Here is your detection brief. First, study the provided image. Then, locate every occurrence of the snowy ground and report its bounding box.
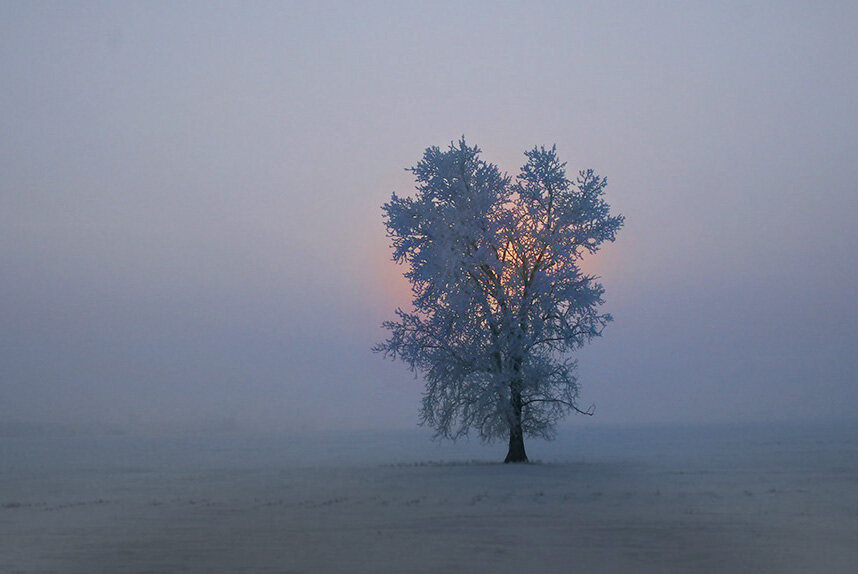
[2,421,857,573]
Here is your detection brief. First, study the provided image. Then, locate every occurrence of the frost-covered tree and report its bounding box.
[375,139,623,462]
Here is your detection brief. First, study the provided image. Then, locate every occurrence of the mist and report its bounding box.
[2,2,856,433]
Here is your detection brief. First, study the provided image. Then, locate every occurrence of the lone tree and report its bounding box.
[375,139,623,463]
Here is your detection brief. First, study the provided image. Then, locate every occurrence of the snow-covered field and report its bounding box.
[2,421,857,573]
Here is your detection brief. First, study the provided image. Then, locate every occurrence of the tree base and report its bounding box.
[504,435,528,463]
[504,454,529,463]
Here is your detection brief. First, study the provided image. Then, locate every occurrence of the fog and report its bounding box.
[2,2,856,433]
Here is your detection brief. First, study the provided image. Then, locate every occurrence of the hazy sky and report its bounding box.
[2,1,856,432]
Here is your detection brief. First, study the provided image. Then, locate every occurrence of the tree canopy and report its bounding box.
[375,138,623,462]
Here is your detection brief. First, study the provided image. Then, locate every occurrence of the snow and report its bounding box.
[378,140,624,447]
[2,421,857,573]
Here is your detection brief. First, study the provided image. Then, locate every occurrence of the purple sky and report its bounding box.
[2,2,856,432]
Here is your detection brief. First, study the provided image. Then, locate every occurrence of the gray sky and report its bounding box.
[2,1,856,432]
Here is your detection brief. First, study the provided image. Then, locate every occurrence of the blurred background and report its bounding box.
[2,1,856,433]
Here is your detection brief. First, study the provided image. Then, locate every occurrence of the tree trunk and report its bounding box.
[504,425,527,463]
[504,385,528,463]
